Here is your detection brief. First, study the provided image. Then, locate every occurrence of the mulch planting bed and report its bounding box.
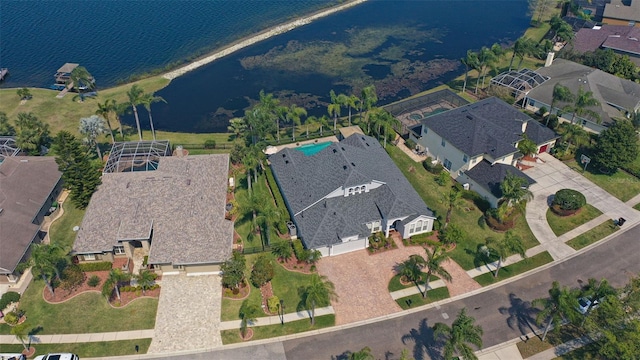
[260,282,276,315]
[110,287,161,308]
[278,255,314,274]
[223,280,250,300]
[550,204,581,217]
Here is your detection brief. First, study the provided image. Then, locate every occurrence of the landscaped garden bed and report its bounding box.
[367,232,397,254]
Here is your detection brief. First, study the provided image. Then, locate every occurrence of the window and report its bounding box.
[409,223,415,234]
[441,139,446,147]
[416,220,423,231]
[361,186,366,191]
[372,220,381,232]
[84,253,96,261]
[443,159,452,170]
[463,154,468,163]
[422,220,430,232]
[114,246,126,255]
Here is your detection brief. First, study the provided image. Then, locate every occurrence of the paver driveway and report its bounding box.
[317,235,479,325]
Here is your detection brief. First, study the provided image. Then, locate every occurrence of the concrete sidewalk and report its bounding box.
[0,329,155,345]
[219,306,334,330]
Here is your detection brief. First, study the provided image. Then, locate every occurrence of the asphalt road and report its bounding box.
[149,223,640,360]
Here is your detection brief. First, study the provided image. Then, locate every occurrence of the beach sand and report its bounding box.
[163,0,367,80]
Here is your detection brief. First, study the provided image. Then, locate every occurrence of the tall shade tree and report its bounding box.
[239,299,259,339]
[16,87,32,101]
[328,90,342,131]
[303,274,338,325]
[566,86,600,125]
[79,115,108,159]
[593,119,639,171]
[360,85,378,133]
[423,246,452,298]
[485,231,526,278]
[95,99,117,143]
[532,281,580,341]
[15,112,51,155]
[140,92,166,141]
[433,308,484,360]
[68,66,95,102]
[227,118,248,142]
[126,84,146,140]
[221,252,247,291]
[396,254,427,296]
[0,112,16,136]
[461,50,479,93]
[286,104,307,142]
[547,84,574,126]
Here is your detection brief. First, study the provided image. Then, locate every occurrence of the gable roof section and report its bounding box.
[0,157,61,274]
[603,0,640,22]
[527,59,640,125]
[572,25,640,56]
[464,160,535,198]
[270,135,434,249]
[73,155,233,266]
[421,97,556,159]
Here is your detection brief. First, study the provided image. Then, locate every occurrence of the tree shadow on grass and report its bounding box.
[400,317,443,360]
[498,293,540,339]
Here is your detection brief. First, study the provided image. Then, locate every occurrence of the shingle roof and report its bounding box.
[603,0,640,22]
[572,25,640,56]
[422,97,557,159]
[464,160,535,198]
[73,155,233,266]
[0,157,61,274]
[527,59,640,125]
[270,135,434,249]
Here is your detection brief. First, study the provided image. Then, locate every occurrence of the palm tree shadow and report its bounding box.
[400,318,443,360]
[498,293,540,338]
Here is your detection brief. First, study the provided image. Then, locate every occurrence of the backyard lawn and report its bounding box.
[386,145,539,270]
[545,205,602,237]
[473,252,554,286]
[0,339,151,358]
[0,279,157,335]
[221,314,335,344]
[566,220,618,250]
[564,159,640,202]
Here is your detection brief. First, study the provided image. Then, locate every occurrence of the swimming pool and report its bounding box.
[294,141,333,156]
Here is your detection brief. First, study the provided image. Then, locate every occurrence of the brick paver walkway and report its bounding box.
[441,258,482,297]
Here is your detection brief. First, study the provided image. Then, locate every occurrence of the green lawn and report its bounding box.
[473,252,554,286]
[635,202,640,211]
[49,200,86,252]
[564,160,640,202]
[386,145,539,270]
[546,205,602,237]
[566,220,619,250]
[0,339,151,358]
[395,287,449,310]
[0,279,157,335]
[221,314,335,344]
[388,273,439,292]
[221,253,320,321]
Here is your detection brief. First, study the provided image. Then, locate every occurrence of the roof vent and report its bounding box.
[366,143,369,146]
[341,147,345,151]
[466,115,473,120]
[333,149,337,153]
[285,160,289,164]
[343,165,347,170]
[351,162,356,167]
[282,153,286,158]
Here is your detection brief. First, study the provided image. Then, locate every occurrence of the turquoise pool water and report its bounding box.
[295,141,333,156]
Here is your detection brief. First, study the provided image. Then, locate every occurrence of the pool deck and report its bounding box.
[271,135,340,153]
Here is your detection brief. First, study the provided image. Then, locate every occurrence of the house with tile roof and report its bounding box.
[269,134,436,257]
[409,97,556,207]
[524,58,640,133]
[72,154,233,275]
[0,156,62,284]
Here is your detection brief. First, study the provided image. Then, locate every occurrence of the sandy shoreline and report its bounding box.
[162,0,367,80]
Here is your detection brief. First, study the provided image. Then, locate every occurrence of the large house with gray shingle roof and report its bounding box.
[72,154,233,275]
[269,134,435,257]
[409,97,557,207]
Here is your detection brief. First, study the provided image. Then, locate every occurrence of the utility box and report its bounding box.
[287,221,297,239]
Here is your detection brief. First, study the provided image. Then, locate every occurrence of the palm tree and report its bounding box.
[550,15,573,43]
[102,269,131,301]
[239,299,259,339]
[245,192,267,243]
[423,246,452,298]
[566,87,601,125]
[79,115,108,159]
[328,90,341,131]
[68,66,95,102]
[271,241,293,262]
[533,281,580,341]
[444,186,462,229]
[95,99,117,143]
[126,84,145,140]
[136,269,156,294]
[509,37,527,71]
[227,118,247,142]
[461,50,479,93]
[360,86,378,133]
[140,92,166,141]
[286,104,307,142]
[345,94,360,126]
[275,106,288,142]
[242,151,258,192]
[257,202,280,249]
[486,231,526,278]
[557,123,590,153]
[396,255,427,296]
[11,323,31,353]
[500,172,533,210]
[433,308,484,360]
[516,38,538,70]
[475,46,497,93]
[30,243,61,296]
[348,347,375,360]
[303,274,338,325]
[547,84,574,126]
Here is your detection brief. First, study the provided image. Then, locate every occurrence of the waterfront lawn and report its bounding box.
[395,287,449,310]
[564,159,640,202]
[0,279,157,335]
[566,220,618,250]
[473,252,554,286]
[49,200,86,252]
[386,145,539,270]
[545,205,602,237]
[0,339,151,358]
[221,314,335,344]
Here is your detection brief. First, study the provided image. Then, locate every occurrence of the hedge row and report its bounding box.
[292,239,306,261]
[264,167,291,223]
[78,261,112,272]
[0,291,20,310]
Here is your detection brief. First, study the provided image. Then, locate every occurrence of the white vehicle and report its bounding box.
[576,297,600,315]
[34,354,79,360]
[0,354,26,360]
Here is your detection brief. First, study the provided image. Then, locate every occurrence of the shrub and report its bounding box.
[142,256,148,267]
[0,291,20,310]
[461,190,491,213]
[423,157,444,174]
[435,171,450,186]
[204,139,217,149]
[78,262,112,271]
[267,296,280,314]
[4,311,20,325]
[438,224,464,245]
[87,275,101,287]
[250,255,274,287]
[277,221,288,235]
[61,264,86,291]
[546,114,559,130]
[404,138,417,150]
[292,239,306,261]
[552,189,586,211]
[264,167,291,223]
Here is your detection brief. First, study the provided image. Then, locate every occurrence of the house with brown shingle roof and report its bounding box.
[72,154,233,275]
[603,0,640,27]
[0,156,62,284]
[570,25,640,65]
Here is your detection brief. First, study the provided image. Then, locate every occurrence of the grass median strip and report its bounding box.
[566,220,618,250]
[545,205,602,237]
[395,287,449,310]
[0,339,151,357]
[474,252,554,286]
[221,314,335,344]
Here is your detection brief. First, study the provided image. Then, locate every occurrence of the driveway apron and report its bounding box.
[147,274,222,353]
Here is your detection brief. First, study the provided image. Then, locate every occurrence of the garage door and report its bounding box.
[331,238,367,256]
